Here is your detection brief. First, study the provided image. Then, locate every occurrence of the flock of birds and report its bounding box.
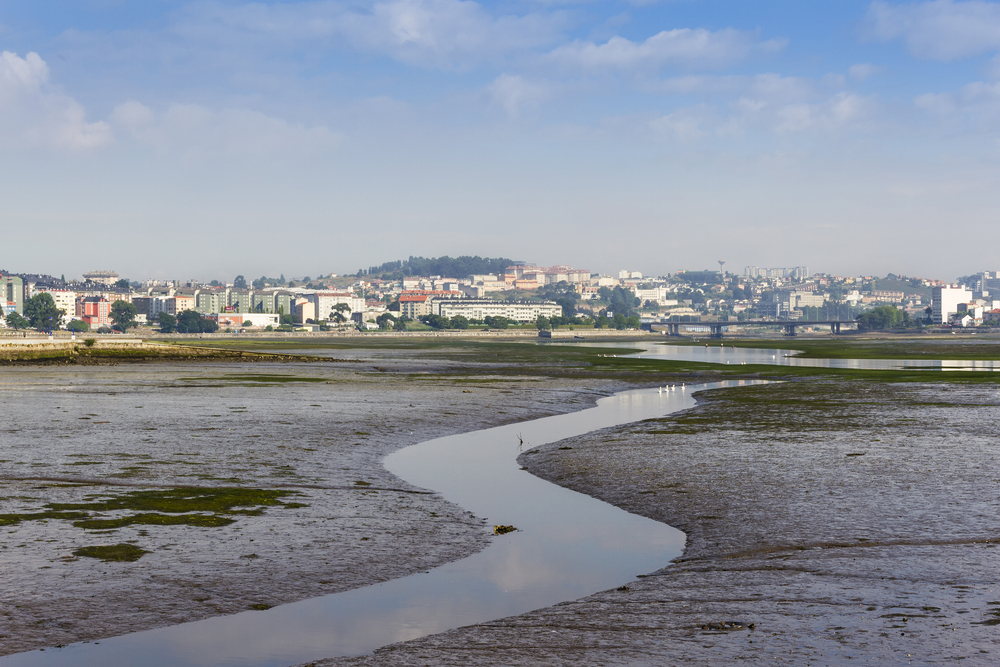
[658,384,685,393]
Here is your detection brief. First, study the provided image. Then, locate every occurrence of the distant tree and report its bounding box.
[114,278,130,289]
[66,319,90,332]
[450,315,470,329]
[483,315,509,329]
[393,316,408,331]
[177,309,219,333]
[156,312,177,333]
[375,313,396,330]
[233,275,248,289]
[421,314,450,329]
[536,315,551,331]
[4,312,29,330]
[612,313,627,330]
[23,293,65,330]
[365,255,513,280]
[109,301,138,332]
[857,305,908,331]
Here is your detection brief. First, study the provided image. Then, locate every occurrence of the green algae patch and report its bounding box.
[0,510,90,527]
[73,544,148,562]
[74,513,236,530]
[1,487,309,532]
[49,487,300,515]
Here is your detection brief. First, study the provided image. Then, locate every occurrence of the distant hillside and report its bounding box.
[361,256,514,279]
[871,277,931,298]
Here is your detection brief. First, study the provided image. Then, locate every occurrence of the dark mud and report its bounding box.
[0,359,627,656]
[318,380,1000,666]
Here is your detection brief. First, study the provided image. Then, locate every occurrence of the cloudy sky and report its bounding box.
[1,0,998,282]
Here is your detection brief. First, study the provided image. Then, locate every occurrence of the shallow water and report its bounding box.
[1,381,760,667]
[612,340,1000,371]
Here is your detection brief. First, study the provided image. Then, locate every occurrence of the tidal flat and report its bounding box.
[6,336,1000,665]
[325,378,1000,665]
[0,348,638,656]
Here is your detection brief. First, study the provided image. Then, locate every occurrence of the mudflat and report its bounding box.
[323,379,1000,666]
[0,356,624,656]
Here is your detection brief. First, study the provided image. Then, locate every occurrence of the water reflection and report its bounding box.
[3,383,758,667]
[604,341,1000,371]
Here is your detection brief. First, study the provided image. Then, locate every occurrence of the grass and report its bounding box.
[0,487,308,531]
[659,336,1000,360]
[166,336,1000,385]
[178,374,328,384]
[73,544,148,562]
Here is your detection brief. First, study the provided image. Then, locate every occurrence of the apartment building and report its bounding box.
[932,285,973,324]
[435,299,562,322]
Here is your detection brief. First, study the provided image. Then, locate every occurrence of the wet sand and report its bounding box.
[0,359,625,656]
[321,380,1000,666]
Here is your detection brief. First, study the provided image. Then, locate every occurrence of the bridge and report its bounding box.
[654,320,856,338]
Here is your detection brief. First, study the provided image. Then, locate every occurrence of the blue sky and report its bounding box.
[2,1,999,281]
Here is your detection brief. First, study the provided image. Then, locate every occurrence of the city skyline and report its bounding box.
[2,1,1000,280]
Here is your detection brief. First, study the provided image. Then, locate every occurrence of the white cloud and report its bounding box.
[865,0,1000,60]
[650,73,814,100]
[849,63,882,81]
[0,50,112,149]
[647,84,877,142]
[547,28,785,72]
[487,74,549,117]
[111,100,342,158]
[915,78,1000,122]
[179,0,567,71]
[649,104,715,140]
[776,93,873,133]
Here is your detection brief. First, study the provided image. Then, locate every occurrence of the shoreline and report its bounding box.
[319,378,1000,666]
[0,359,632,657]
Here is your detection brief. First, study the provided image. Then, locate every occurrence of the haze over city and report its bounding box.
[2,0,999,281]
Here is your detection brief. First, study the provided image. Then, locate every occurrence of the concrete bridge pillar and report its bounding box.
[784,324,797,336]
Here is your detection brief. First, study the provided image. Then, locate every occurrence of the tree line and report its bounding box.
[359,255,513,279]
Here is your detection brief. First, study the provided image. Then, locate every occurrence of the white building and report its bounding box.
[308,292,366,320]
[32,288,76,325]
[632,286,676,306]
[932,285,973,324]
[435,299,562,322]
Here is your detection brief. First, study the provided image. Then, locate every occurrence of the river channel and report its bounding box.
[7,337,986,666]
[2,377,764,667]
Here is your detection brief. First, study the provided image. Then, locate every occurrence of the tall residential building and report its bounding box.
[932,285,973,324]
[2,275,23,315]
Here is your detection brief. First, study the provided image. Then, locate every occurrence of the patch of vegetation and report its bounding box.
[662,337,1000,361]
[2,487,307,532]
[0,510,90,527]
[180,374,329,384]
[73,543,148,562]
[73,513,236,530]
